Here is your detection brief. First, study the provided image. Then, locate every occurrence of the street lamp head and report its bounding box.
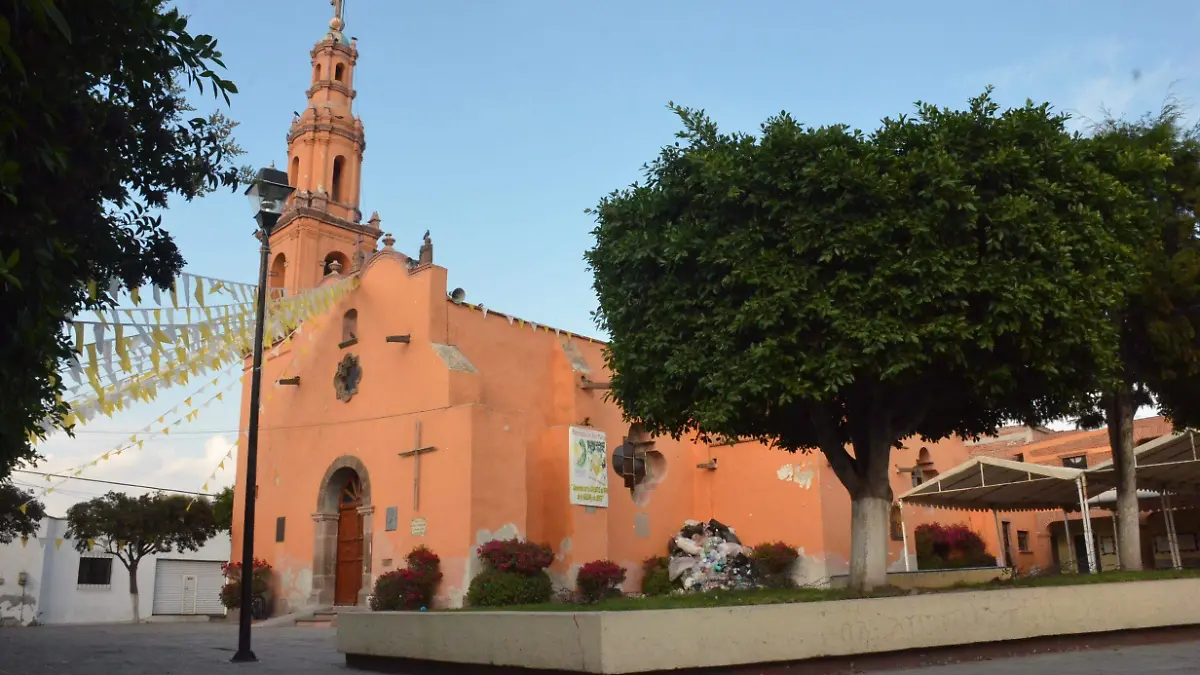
[244,166,295,231]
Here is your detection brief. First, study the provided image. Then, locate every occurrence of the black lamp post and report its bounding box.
[232,167,294,663]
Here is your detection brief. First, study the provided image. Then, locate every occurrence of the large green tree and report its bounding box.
[0,0,248,479]
[0,481,46,543]
[586,90,1145,590]
[66,491,216,623]
[1070,106,1200,571]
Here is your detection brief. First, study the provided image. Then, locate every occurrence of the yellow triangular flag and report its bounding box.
[86,539,95,551]
[54,538,63,550]
[18,503,27,514]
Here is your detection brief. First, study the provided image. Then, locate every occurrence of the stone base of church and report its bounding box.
[337,578,1200,673]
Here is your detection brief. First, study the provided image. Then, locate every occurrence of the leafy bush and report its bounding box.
[914,524,997,569]
[477,538,554,575]
[369,546,443,611]
[405,545,443,586]
[219,558,271,609]
[749,542,799,589]
[466,569,553,607]
[750,542,799,575]
[640,556,674,596]
[576,560,626,603]
[369,570,429,611]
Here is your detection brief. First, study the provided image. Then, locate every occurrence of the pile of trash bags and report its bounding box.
[666,519,757,592]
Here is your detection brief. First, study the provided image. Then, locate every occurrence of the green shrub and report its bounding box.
[467,569,552,607]
[749,542,798,588]
[914,524,997,569]
[576,560,626,603]
[641,567,674,596]
[639,556,676,596]
[369,546,443,611]
[219,558,271,609]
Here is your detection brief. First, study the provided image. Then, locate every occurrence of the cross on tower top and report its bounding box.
[329,0,347,34]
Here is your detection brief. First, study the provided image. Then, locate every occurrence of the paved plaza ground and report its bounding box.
[0,622,1197,674]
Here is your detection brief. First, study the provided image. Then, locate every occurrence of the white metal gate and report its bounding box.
[152,559,225,616]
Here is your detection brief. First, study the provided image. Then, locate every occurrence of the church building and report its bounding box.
[231,5,1023,612]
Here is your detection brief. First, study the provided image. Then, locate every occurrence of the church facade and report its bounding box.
[230,7,1024,612]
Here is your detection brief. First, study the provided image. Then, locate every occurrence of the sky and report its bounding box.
[21,0,1200,516]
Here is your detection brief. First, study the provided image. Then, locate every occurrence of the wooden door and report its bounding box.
[334,476,364,605]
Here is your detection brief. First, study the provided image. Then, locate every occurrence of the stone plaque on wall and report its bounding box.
[385,506,398,532]
[411,517,427,536]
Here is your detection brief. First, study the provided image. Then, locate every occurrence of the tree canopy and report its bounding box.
[1066,105,1200,570]
[66,491,217,622]
[0,0,249,479]
[0,481,46,544]
[586,89,1148,589]
[213,485,234,533]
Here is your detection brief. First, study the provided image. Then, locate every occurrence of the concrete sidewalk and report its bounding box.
[0,622,1196,674]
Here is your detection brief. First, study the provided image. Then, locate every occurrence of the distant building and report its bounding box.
[0,516,229,626]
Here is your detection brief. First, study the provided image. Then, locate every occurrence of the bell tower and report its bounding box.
[269,0,381,293]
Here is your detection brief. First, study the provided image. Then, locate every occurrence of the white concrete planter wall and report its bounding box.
[338,578,1200,674]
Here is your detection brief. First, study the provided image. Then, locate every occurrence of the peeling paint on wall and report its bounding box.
[788,549,832,589]
[431,343,478,373]
[559,341,591,374]
[276,561,314,614]
[777,463,815,489]
[457,524,524,608]
[0,594,35,608]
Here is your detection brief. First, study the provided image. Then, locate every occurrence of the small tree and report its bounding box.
[586,90,1143,591]
[0,481,46,544]
[213,486,234,533]
[66,491,217,623]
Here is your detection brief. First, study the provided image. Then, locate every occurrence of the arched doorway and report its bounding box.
[310,457,373,608]
[334,473,364,605]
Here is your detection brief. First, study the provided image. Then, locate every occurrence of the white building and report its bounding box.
[0,516,230,625]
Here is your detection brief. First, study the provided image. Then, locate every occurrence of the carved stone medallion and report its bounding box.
[334,353,362,402]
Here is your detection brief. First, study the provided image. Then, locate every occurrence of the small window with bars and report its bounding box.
[77,556,113,588]
[1017,531,1030,552]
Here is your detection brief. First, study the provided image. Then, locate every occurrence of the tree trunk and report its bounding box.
[848,486,891,592]
[1106,388,1142,571]
[128,564,141,624]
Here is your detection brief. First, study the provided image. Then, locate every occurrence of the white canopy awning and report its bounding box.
[898,455,1106,512]
[1088,430,1200,493]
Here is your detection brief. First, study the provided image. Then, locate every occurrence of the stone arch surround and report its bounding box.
[309,455,374,607]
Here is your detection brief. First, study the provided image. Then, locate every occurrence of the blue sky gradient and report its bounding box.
[25,0,1200,515]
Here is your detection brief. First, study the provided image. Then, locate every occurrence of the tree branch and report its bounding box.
[810,403,859,492]
[894,392,930,439]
